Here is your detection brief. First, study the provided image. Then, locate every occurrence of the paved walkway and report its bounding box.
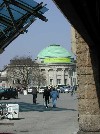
[0,93,79,134]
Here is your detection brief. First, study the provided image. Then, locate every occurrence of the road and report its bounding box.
[0,92,79,134]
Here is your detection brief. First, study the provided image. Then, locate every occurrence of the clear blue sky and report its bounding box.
[0,0,74,69]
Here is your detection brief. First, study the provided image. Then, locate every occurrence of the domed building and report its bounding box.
[0,44,77,88]
[36,44,77,86]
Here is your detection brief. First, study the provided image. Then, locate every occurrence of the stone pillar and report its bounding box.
[68,68,71,85]
[61,68,65,85]
[53,68,57,86]
[76,31,100,133]
[45,68,49,86]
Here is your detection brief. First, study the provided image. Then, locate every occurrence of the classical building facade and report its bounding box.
[36,44,77,87]
[38,63,76,87]
[0,44,77,88]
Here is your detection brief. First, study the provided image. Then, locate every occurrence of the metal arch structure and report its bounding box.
[0,0,48,53]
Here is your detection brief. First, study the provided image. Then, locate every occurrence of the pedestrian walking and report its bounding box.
[70,86,74,96]
[50,87,59,108]
[43,86,50,108]
[32,87,37,104]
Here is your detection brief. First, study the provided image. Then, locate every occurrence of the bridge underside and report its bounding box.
[53,0,100,48]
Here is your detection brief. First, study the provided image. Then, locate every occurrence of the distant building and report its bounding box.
[36,44,77,86]
[0,68,8,88]
[0,44,77,88]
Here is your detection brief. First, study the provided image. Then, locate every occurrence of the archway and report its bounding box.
[52,0,100,133]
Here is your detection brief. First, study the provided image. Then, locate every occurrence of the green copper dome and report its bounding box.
[37,44,71,58]
[37,44,73,64]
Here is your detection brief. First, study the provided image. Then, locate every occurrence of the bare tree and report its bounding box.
[7,56,46,89]
[32,67,46,88]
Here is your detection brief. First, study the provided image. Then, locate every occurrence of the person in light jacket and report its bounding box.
[50,87,59,108]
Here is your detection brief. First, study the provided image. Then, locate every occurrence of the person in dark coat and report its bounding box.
[43,86,50,108]
[32,87,37,104]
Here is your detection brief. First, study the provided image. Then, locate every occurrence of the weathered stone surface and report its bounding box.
[76,35,89,54]
[77,54,92,67]
[77,84,97,99]
[75,30,100,133]
[77,75,95,85]
[77,66,93,75]
[77,46,89,54]
[78,99,100,114]
[77,131,100,134]
[77,66,98,76]
[78,115,100,131]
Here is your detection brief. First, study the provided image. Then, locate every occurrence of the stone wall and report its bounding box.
[76,30,100,133]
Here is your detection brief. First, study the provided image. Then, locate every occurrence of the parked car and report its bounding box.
[56,85,65,93]
[56,85,71,93]
[27,87,33,94]
[60,87,66,93]
[38,87,47,94]
[63,86,71,93]
[56,87,61,93]
[68,86,74,93]
[0,88,18,100]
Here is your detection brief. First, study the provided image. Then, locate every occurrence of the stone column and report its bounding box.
[45,68,49,86]
[53,68,57,86]
[61,68,65,85]
[76,31,100,134]
[68,68,71,85]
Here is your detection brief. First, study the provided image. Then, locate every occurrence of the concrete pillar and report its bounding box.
[76,30,100,133]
